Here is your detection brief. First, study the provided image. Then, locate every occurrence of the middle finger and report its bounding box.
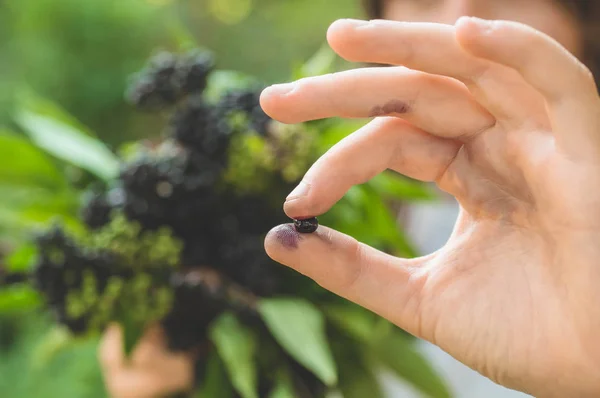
[326,19,548,125]
[261,66,494,138]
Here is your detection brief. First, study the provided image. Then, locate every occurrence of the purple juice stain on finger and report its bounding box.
[369,99,410,117]
[274,224,301,249]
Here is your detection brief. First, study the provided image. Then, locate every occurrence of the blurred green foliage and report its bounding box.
[0,0,360,146]
[0,312,106,398]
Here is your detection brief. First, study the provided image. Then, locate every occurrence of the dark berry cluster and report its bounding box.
[126,50,214,110]
[24,48,336,398]
[31,226,115,334]
[219,89,271,136]
[168,99,231,161]
[118,151,223,234]
[80,191,112,229]
[62,49,313,351]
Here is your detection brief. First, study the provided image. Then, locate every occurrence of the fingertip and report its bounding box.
[283,197,331,221]
[259,84,303,124]
[326,19,351,47]
[265,224,302,256]
[259,84,288,119]
[326,19,368,61]
[282,199,305,220]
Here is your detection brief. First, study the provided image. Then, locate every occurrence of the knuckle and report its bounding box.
[338,239,367,291]
[411,70,435,87]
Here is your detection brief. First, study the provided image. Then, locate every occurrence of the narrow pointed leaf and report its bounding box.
[15,109,119,181]
[338,362,384,398]
[0,133,68,190]
[16,89,97,137]
[209,313,258,398]
[268,371,296,398]
[258,298,337,386]
[295,43,336,79]
[372,333,452,398]
[196,349,234,398]
[322,303,378,342]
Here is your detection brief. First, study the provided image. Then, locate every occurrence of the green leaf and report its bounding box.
[209,313,258,398]
[372,333,452,398]
[31,327,73,369]
[362,187,418,257]
[369,172,436,201]
[317,120,366,153]
[0,184,77,214]
[205,70,259,103]
[322,303,378,342]
[330,332,384,398]
[294,43,337,80]
[15,109,119,181]
[258,298,337,386]
[268,371,296,398]
[338,360,384,398]
[0,285,41,314]
[16,88,97,137]
[120,315,144,359]
[196,349,234,398]
[0,207,84,238]
[0,133,68,190]
[6,242,38,272]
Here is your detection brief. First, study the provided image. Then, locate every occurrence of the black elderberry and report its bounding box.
[169,99,231,162]
[80,192,112,229]
[293,217,318,233]
[176,51,214,95]
[126,51,183,110]
[219,89,271,135]
[220,90,258,114]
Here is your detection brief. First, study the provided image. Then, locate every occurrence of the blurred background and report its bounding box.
[0,0,532,397]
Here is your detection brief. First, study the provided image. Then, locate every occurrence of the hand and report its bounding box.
[261,17,600,397]
[99,323,195,398]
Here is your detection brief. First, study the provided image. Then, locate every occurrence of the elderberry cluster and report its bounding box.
[34,48,320,351]
[31,215,180,336]
[31,225,116,333]
[126,50,214,110]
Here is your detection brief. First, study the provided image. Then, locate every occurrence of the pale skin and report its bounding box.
[99,323,196,398]
[261,16,600,398]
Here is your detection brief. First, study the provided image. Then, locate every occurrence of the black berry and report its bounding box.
[176,51,214,95]
[293,217,318,233]
[219,89,272,135]
[168,99,231,162]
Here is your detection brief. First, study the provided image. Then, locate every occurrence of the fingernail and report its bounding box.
[263,83,295,97]
[286,181,310,202]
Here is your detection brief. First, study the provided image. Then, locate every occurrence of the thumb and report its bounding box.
[264,223,430,337]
